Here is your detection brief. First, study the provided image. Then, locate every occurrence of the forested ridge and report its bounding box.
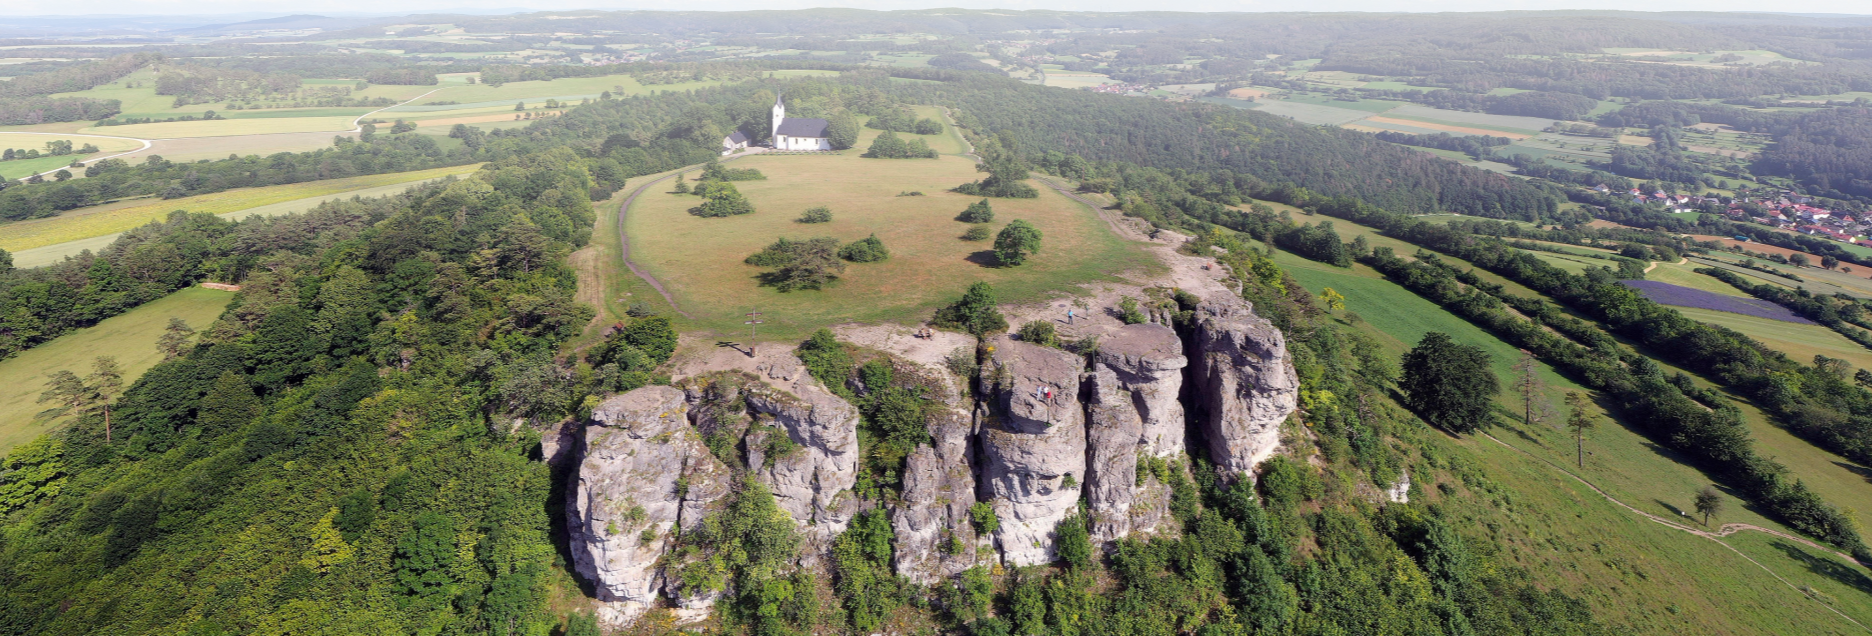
[885,72,1561,220]
[0,66,1636,635]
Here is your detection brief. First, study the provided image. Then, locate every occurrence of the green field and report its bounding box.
[0,163,483,253]
[1672,305,1872,373]
[1250,99,1375,125]
[0,286,235,454]
[79,116,358,139]
[624,127,1157,340]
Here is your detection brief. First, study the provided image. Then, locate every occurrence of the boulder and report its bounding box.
[977,336,1087,566]
[569,386,731,620]
[1189,297,1299,475]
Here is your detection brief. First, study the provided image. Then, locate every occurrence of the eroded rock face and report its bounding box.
[569,386,731,618]
[978,336,1087,566]
[1190,297,1299,475]
[742,376,861,556]
[892,405,981,584]
[1096,323,1188,456]
[1084,365,1143,544]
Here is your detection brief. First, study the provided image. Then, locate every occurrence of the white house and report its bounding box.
[771,95,831,151]
[721,130,749,154]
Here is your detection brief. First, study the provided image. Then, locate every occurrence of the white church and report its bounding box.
[723,94,831,152]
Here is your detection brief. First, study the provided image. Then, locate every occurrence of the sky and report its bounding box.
[11,0,1872,20]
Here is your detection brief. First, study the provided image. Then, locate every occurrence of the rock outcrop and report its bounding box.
[977,336,1087,566]
[892,405,981,583]
[742,376,861,558]
[1084,365,1145,543]
[1190,297,1299,476]
[569,386,732,620]
[1096,324,1189,458]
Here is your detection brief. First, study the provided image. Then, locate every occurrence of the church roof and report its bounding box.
[776,117,829,138]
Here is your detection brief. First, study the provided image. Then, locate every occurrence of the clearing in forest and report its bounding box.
[623,126,1156,339]
[0,286,235,454]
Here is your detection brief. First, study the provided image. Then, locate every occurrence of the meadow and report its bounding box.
[0,163,482,253]
[624,127,1156,339]
[77,116,359,139]
[0,286,234,454]
[1270,248,1872,632]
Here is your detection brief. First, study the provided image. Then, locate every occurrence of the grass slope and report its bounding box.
[0,286,234,454]
[1272,250,1872,632]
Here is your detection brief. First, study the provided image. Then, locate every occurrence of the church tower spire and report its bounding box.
[771,94,785,146]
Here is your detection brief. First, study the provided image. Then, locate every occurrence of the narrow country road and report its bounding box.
[606,152,763,320]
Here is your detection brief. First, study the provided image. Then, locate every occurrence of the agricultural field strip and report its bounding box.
[0,130,150,182]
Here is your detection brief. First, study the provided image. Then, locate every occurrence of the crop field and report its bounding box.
[1643,261,1754,297]
[0,286,235,454]
[1276,93,1401,113]
[0,163,482,253]
[1248,99,1374,125]
[1621,280,1814,323]
[1042,72,1117,88]
[624,128,1157,339]
[78,116,357,139]
[1673,305,1872,370]
[1384,103,1556,132]
[112,130,351,164]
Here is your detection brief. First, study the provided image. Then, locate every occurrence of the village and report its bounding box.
[1601,183,1871,247]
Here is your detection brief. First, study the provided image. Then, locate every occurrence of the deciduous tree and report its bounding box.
[1399,332,1498,433]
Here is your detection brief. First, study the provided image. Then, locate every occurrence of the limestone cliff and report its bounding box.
[1189,297,1300,475]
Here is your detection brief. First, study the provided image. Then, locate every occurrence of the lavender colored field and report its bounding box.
[1620,280,1815,324]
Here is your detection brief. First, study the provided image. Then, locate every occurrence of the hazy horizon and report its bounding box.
[6,3,1871,21]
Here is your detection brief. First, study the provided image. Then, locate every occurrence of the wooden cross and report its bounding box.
[744,309,764,356]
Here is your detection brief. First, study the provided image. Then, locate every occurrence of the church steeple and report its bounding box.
[771,94,786,145]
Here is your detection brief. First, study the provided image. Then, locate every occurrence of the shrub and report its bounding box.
[933,282,1009,336]
[838,235,890,263]
[993,219,1042,266]
[897,191,924,197]
[700,159,765,181]
[862,130,938,159]
[746,237,846,291]
[797,329,853,394]
[1118,297,1147,324]
[691,180,754,217]
[959,199,995,223]
[797,206,832,223]
[961,226,991,241]
[969,501,999,535]
[1017,321,1058,347]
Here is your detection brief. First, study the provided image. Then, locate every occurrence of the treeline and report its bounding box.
[0,53,156,98]
[0,151,610,633]
[0,97,121,125]
[882,69,1562,220]
[363,68,439,85]
[1360,88,1601,121]
[1304,198,1872,549]
[1372,131,1512,159]
[0,134,469,222]
[155,64,303,106]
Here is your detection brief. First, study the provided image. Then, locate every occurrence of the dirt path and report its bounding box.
[1482,431,1871,631]
[607,153,764,320]
[1643,256,1689,274]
